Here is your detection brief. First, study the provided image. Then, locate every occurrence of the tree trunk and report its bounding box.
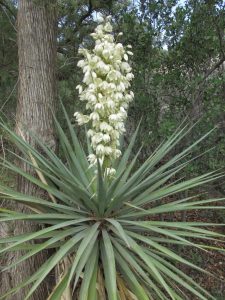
[0,1,57,299]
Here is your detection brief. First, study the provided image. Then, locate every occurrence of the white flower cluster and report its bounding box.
[74,16,134,174]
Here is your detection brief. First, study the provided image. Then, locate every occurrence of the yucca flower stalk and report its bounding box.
[74,16,134,175]
[0,18,225,300]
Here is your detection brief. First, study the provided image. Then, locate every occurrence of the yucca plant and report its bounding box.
[0,108,225,300]
[1,16,225,300]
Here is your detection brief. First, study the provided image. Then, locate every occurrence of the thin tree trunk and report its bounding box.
[0,1,57,299]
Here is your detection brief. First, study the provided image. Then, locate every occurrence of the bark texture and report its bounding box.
[0,1,57,299]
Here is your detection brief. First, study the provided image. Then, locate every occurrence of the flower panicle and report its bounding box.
[74,16,134,174]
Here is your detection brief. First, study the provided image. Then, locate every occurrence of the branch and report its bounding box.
[0,0,16,19]
[76,0,93,29]
[190,57,225,119]
[0,62,13,68]
[201,57,225,84]
[212,14,225,59]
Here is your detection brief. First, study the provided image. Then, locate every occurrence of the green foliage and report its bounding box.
[0,108,225,299]
[1,1,225,296]
[1,1,224,175]
[0,1,17,116]
[118,0,225,179]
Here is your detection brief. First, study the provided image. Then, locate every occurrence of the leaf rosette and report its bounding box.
[0,110,225,300]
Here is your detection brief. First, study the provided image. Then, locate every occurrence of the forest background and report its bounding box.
[0,0,225,298]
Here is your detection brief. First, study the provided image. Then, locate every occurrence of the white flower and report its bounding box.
[76,85,83,94]
[88,154,97,165]
[74,112,90,125]
[102,49,110,59]
[104,146,113,155]
[114,121,125,132]
[104,22,113,32]
[105,168,116,176]
[77,60,86,68]
[115,93,123,100]
[90,112,100,121]
[107,99,115,109]
[121,62,131,73]
[99,81,109,91]
[95,44,104,54]
[106,15,112,22]
[94,103,104,111]
[111,129,120,139]
[119,108,127,118]
[126,73,134,80]
[127,51,133,56]
[102,134,111,143]
[109,83,116,90]
[87,93,97,103]
[96,144,105,156]
[125,94,133,102]
[98,93,103,99]
[109,114,119,123]
[87,129,95,137]
[107,70,117,81]
[114,149,122,158]
[121,102,128,109]
[100,122,113,132]
[118,82,126,92]
[91,71,97,78]
[96,61,110,74]
[124,54,128,61]
[115,43,123,51]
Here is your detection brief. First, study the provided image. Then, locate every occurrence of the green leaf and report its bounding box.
[78,241,99,300]
[47,272,70,300]
[101,230,117,300]
[125,234,180,300]
[112,238,167,300]
[115,250,150,300]
[2,227,86,272]
[114,120,141,176]
[24,230,87,300]
[106,219,130,248]
[0,219,90,255]
[97,160,107,216]
[68,223,100,289]
[126,230,210,275]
